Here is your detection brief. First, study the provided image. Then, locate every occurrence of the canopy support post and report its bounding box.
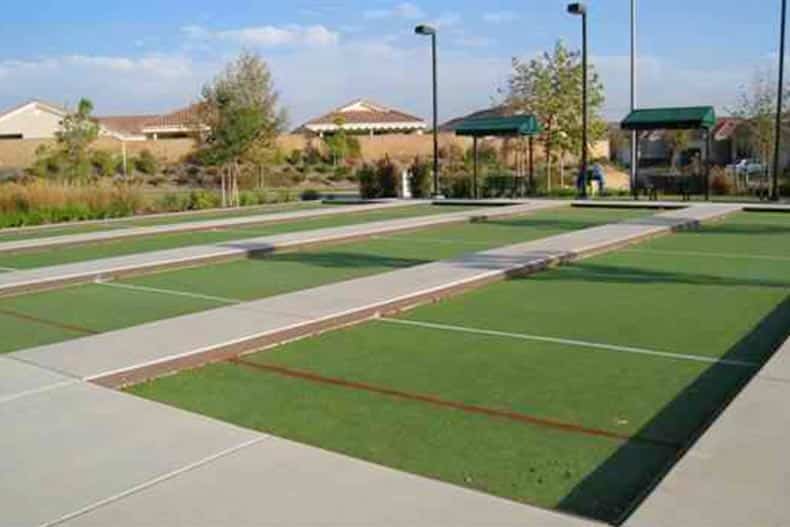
[704,128,711,201]
[473,136,479,200]
[528,136,534,195]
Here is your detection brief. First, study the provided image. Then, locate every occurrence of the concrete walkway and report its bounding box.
[626,333,790,527]
[3,202,772,527]
[9,203,739,388]
[0,201,561,296]
[0,200,423,254]
[0,361,596,527]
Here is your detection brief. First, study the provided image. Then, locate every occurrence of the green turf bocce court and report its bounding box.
[127,211,790,524]
[0,206,651,354]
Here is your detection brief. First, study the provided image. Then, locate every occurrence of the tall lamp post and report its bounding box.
[630,0,638,199]
[415,24,441,197]
[773,0,787,201]
[568,3,589,199]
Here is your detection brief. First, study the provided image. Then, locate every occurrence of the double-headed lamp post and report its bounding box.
[568,2,589,199]
[415,24,440,197]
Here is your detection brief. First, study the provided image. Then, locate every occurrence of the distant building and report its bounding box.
[0,100,69,140]
[299,99,426,137]
[97,105,206,142]
[0,99,205,142]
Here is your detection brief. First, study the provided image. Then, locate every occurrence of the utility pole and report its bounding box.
[631,0,639,198]
[773,0,787,201]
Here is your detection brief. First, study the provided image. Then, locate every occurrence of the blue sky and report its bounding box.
[0,1,784,125]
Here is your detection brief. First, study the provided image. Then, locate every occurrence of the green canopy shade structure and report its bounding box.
[621,106,716,131]
[620,106,717,200]
[454,115,542,198]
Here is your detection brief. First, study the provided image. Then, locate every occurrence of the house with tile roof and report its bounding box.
[0,100,70,140]
[97,105,207,142]
[299,99,426,137]
[0,99,205,142]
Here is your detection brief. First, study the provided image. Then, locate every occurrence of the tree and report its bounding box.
[199,50,286,206]
[730,67,782,168]
[502,40,606,190]
[54,98,100,183]
[664,129,691,173]
[324,116,361,166]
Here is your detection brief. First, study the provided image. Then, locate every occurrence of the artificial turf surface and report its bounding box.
[0,207,649,354]
[128,211,790,524]
[0,204,469,269]
[0,201,326,243]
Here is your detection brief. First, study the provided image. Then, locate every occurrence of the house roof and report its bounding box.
[455,115,542,137]
[96,105,203,138]
[0,99,68,123]
[95,115,154,136]
[621,106,717,131]
[301,99,425,132]
[141,105,202,130]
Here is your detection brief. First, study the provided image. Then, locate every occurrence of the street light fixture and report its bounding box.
[415,24,441,197]
[568,2,589,199]
[772,0,787,201]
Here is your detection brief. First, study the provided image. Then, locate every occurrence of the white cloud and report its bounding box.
[364,3,426,20]
[483,11,519,24]
[184,24,340,48]
[434,13,461,28]
[0,54,206,115]
[591,54,750,119]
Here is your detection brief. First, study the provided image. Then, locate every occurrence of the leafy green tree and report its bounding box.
[503,40,606,189]
[324,116,361,166]
[52,98,100,182]
[199,50,286,206]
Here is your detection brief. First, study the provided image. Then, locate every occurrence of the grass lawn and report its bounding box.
[0,204,469,269]
[0,207,649,354]
[0,201,327,243]
[129,211,790,524]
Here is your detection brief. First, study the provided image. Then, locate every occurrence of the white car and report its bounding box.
[729,158,765,176]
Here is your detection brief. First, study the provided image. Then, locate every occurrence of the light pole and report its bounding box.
[773,0,787,201]
[631,0,638,199]
[415,24,441,198]
[568,3,589,199]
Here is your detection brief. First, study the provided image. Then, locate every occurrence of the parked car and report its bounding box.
[729,158,765,176]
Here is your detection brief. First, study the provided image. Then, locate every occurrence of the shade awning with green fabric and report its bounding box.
[455,115,542,137]
[621,106,717,131]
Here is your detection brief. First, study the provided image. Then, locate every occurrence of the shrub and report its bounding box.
[134,149,159,175]
[444,176,473,199]
[357,164,379,199]
[90,150,118,178]
[357,158,399,199]
[329,165,352,182]
[188,190,221,210]
[710,167,733,196]
[301,189,321,201]
[409,157,432,198]
[0,180,145,227]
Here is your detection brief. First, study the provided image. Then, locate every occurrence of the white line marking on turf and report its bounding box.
[373,235,492,246]
[95,280,242,305]
[380,318,759,369]
[0,266,18,272]
[625,248,790,262]
[42,436,267,527]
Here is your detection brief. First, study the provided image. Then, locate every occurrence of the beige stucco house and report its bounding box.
[0,100,69,140]
[299,99,426,137]
[0,100,205,142]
